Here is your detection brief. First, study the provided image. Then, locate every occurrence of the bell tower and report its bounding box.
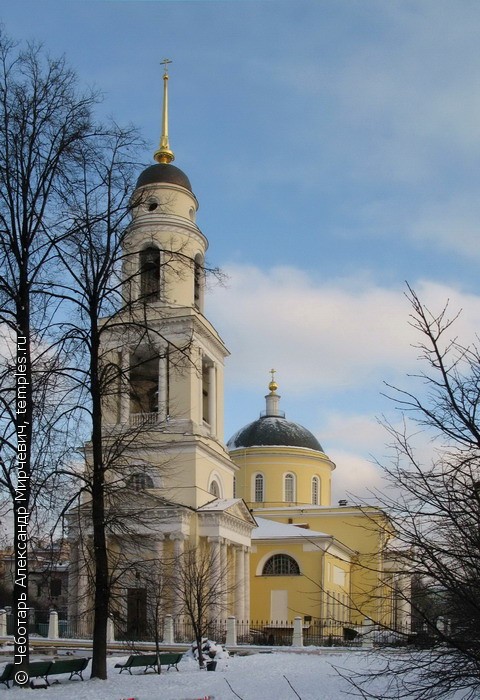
[103,62,234,509]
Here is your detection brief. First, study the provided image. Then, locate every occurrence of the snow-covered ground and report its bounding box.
[0,647,473,700]
[1,649,374,699]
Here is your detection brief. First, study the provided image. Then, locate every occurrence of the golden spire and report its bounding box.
[154,58,175,164]
[268,368,278,394]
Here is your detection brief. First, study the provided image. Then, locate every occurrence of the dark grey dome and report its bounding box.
[227,416,323,452]
[135,163,192,192]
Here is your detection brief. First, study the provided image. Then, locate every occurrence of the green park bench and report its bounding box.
[115,652,183,674]
[158,652,183,671]
[0,663,14,688]
[48,657,90,682]
[0,657,90,688]
[115,653,159,674]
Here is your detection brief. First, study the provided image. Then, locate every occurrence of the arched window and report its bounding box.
[210,480,220,498]
[128,473,154,491]
[312,476,320,505]
[140,246,161,300]
[284,473,295,503]
[202,358,211,424]
[254,473,264,503]
[262,554,300,576]
[194,254,204,311]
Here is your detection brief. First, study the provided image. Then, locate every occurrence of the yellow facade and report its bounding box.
[228,385,401,629]
[249,504,391,625]
[232,446,333,507]
[248,527,354,624]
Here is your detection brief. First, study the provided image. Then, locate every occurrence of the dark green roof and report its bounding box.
[135,163,192,192]
[227,416,323,452]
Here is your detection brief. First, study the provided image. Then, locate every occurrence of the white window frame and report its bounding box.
[254,473,264,502]
[284,473,296,502]
[311,476,320,505]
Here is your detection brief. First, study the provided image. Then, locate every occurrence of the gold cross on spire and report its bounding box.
[268,368,278,393]
[160,58,172,77]
[154,58,175,164]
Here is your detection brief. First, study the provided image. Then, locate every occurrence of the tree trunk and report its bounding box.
[90,322,109,680]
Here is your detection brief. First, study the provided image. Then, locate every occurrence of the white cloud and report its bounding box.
[320,411,443,505]
[209,265,480,397]
[317,413,387,502]
[329,448,386,504]
[321,412,387,454]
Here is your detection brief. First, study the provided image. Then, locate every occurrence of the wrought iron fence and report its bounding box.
[2,610,411,647]
[173,617,227,644]
[5,611,89,639]
[235,619,362,647]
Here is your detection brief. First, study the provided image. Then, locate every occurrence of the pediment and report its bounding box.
[198,498,257,527]
[226,499,257,526]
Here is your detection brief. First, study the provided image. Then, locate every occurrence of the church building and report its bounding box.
[68,66,408,639]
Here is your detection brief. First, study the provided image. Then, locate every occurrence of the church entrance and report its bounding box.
[127,587,147,639]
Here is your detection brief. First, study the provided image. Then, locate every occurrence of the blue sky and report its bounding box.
[3,0,480,499]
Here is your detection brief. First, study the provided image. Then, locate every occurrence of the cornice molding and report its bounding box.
[127,216,207,251]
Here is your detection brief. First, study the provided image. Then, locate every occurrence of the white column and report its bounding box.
[67,543,79,620]
[198,350,204,424]
[292,616,303,647]
[76,560,89,637]
[120,349,130,424]
[77,569,88,614]
[48,610,59,640]
[107,617,115,643]
[164,614,174,644]
[220,539,228,616]
[173,534,185,560]
[209,537,222,620]
[361,618,374,648]
[78,581,90,637]
[0,609,6,636]
[158,349,168,421]
[154,535,165,629]
[235,546,246,622]
[395,573,411,631]
[208,364,216,434]
[244,547,250,622]
[171,533,186,616]
[226,616,237,646]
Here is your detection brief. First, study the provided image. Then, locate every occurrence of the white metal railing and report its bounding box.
[129,412,159,427]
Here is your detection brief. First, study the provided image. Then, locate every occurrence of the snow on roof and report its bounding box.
[227,416,323,452]
[198,498,242,512]
[252,516,330,540]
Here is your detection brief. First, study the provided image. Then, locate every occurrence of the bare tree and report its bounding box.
[176,544,232,669]
[349,286,480,699]
[53,126,144,680]
[0,32,97,682]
